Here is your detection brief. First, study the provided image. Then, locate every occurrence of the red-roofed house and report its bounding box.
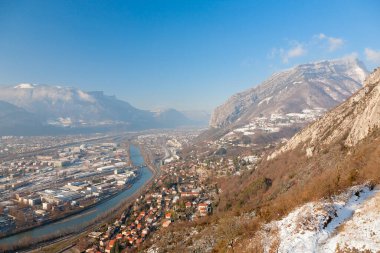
[109,239,116,248]
[165,212,172,219]
[162,220,171,228]
[198,203,211,216]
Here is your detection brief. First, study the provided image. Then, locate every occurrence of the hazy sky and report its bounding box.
[0,0,379,111]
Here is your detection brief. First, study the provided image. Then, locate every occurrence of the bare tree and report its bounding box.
[217,218,242,253]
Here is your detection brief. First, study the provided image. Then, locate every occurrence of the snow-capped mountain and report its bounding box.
[250,67,380,252]
[270,66,380,159]
[210,58,368,129]
[0,84,198,134]
[0,84,148,127]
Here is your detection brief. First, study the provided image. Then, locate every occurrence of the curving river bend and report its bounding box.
[0,145,153,246]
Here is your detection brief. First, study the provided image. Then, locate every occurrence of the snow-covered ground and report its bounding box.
[221,109,325,142]
[321,188,380,252]
[242,155,259,164]
[260,184,380,253]
[258,96,273,106]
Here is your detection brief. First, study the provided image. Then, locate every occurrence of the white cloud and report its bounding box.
[269,43,307,64]
[287,44,306,58]
[364,48,380,64]
[268,34,346,65]
[282,43,307,63]
[316,33,344,52]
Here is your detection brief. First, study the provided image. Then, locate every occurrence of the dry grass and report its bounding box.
[216,129,380,234]
[144,129,380,252]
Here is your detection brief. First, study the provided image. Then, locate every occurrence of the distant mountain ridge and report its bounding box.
[270,66,380,159]
[243,67,380,252]
[0,100,41,127]
[0,84,202,135]
[210,58,368,128]
[139,67,380,253]
[193,67,380,252]
[0,101,53,135]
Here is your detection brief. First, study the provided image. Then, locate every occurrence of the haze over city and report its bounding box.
[1,1,380,253]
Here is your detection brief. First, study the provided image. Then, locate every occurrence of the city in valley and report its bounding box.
[1,1,380,253]
[0,127,266,252]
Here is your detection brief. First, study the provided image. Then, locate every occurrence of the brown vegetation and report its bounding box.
[139,127,380,252]
[214,128,380,243]
[162,128,378,253]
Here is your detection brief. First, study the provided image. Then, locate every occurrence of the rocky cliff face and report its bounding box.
[270,67,380,159]
[210,58,368,128]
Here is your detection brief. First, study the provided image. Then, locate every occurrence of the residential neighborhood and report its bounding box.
[83,157,217,252]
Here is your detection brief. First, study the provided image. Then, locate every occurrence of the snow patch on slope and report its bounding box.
[261,184,379,253]
[321,188,380,252]
[14,83,36,89]
[269,68,380,160]
[77,90,96,103]
[258,96,273,106]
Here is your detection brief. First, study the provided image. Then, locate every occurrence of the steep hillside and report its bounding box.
[221,67,380,251]
[210,58,368,131]
[270,66,380,159]
[204,58,369,152]
[145,67,380,253]
[258,185,380,252]
[220,67,380,217]
[196,58,368,160]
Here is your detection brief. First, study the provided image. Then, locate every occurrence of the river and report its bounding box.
[0,145,153,246]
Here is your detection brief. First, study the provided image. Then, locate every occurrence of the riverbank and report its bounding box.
[0,175,137,240]
[26,150,161,253]
[0,145,156,252]
[0,141,139,240]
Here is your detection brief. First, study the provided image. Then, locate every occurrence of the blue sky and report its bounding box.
[0,0,379,111]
